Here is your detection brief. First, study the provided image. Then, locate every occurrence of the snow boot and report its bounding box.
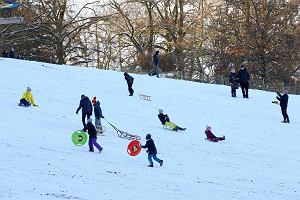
[178,127,186,131]
[148,163,153,167]
[159,160,163,166]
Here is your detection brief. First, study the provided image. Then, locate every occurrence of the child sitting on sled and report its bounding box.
[19,86,38,107]
[204,125,225,142]
[158,109,186,131]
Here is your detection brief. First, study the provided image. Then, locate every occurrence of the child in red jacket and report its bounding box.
[204,125,225,142]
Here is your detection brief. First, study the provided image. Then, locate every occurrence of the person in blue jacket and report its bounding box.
[141,134,163,167]
[76,95,92,129]
[92,96,104,133]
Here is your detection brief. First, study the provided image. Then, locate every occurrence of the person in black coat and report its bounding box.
[229,68,239,97]
[149,50,160,77]
[238,65,250,98]
[76,95,93,129]
[277,90,290,123]
[141,134,163,167]
[84,118,103,152]
[2,50,9,58]
[9,48,15,58]
[124,72,134,96]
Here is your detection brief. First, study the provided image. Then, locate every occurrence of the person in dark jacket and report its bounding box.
[2,50,9,58]
[149,50,160,77]
[204,125,225,142]
[92,96,104,133]
[124,72,134,96]
[238,65,250,98]
[158,109,186,131]
[141,134,163,167]
[9,48,15,58]
[276,90,290,123]
[76,95,93,129]
[229,68,239,97]
[84,118,103,153]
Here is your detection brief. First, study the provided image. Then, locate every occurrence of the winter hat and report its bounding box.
[92,96,96,105]
[158,109,164,114]
[26,86,31,91]
[87,118,93,124]
[206,125,211,130]
[146,134,151,140]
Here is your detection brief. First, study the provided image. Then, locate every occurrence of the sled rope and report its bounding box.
[104,119,141,141]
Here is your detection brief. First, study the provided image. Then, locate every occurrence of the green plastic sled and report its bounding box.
[72,130,87,146]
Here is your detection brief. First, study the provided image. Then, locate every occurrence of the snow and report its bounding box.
[0,58,299,200]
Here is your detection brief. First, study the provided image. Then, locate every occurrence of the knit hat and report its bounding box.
[206,125,211,130]
[92,96,96,105]
[26,86,31,91]
[158,109,164,114]
[146,134,151,140]
[87,118,93,124]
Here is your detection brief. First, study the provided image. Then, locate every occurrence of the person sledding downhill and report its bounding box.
[92,96,105,133]
[141,134,163,167]
[204,125,225,142]
[76,95,92,130]
[84,118,103,153]
[19,87,38,107]
[158,109,186,131]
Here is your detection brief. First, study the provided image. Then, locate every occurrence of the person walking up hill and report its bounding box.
[76,95,92,129]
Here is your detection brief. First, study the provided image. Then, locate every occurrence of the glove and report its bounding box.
[76,111,78,114]
[101,116,104,118]
[146,150,149,153]
[33,104,39,107]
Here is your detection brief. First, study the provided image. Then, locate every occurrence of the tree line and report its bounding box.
[1,0,300,92]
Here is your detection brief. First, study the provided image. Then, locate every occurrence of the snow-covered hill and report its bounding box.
[0,58,299,200]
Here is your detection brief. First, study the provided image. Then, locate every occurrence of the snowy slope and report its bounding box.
[0,58,299,200]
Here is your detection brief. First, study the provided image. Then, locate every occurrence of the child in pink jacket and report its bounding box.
[205,125,225,142]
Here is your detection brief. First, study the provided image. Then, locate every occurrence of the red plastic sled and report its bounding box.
[127,140,141,156]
